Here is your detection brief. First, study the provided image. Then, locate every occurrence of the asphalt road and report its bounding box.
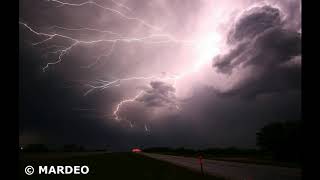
[142,153,301,180]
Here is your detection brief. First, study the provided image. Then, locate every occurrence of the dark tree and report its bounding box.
[256,121,301,162]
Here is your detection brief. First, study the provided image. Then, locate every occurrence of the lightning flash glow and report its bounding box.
[19,0,223,131]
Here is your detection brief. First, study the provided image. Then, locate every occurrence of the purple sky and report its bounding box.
[19,0,301,150]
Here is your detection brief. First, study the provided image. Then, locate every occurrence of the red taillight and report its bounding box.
[132,148,142,152]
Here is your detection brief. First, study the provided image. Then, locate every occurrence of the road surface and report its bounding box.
[142,153,301,180]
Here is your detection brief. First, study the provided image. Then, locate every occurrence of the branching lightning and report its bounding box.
[49,0,161,31]
[19,22,193,72]
[113,90,144,121]
[20,0,221,131]
[111,0,132,12]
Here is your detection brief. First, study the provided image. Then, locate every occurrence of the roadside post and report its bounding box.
[198,155,204,175]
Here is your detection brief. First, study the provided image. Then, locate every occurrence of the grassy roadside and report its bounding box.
[20,152,225,180]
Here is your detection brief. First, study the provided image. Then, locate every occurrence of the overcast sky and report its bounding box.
[19,0,301,151]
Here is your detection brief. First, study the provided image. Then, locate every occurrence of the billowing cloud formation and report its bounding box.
[213,5,301,97]
[227,6,283,43]
[137,81,177,108]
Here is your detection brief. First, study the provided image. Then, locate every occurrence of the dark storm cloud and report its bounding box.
[227,5,283,43]
[213,5,301,97]
[137,81,177,107]
[267,0,301,31]
[213,41,248,73]
[169,2,301,148]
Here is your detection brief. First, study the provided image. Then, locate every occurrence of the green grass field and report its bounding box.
[20,152,224,180]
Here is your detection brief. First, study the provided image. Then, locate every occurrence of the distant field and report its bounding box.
[19,152,224,180]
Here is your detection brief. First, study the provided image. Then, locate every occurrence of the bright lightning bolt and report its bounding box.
[111,0,132,12]
[82,41,117,69]
[84,73,179,95]
[48,25,123,37]
[48,0,161,31]
[113,91,144,121]
[20,0,222,132]
[144,124,150,132]
[19,21,193,72]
